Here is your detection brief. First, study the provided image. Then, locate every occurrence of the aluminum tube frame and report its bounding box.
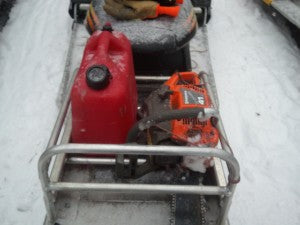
[39,86,240,225]
[194,7,203,15]
[135,75,170,82]
[66,157,146,165]
[200,72,232,152]
[49,182,229,195]
[39,144,239,224]
[38,32,240,224]
[79,3,90,11]
[39,18,80,224]
[200,71,238,225]
[41,144,240,181]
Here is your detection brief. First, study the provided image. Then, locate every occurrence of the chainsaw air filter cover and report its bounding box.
[144,72,219,147]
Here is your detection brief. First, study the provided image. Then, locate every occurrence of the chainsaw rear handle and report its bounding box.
[126,108,218,143]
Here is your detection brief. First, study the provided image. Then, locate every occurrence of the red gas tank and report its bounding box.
[71,25,137,144]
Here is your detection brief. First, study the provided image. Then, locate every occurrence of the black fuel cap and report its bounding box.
[102,22,113,32]
[86,65,111,90]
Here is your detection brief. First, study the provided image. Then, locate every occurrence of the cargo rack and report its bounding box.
[38,5,240,225]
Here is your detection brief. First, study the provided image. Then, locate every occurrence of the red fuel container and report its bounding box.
[71,25,137,144]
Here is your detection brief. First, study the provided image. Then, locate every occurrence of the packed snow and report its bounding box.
[0,0,72,224]
[0,0,299,225]
[208,1,300,224]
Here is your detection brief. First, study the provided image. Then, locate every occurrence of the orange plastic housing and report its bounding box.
[164,72,219,147]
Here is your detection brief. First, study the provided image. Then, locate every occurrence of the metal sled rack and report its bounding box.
[38,6,240,225]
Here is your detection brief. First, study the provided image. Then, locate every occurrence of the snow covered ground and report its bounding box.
[0,0,299,225]
[0,0,72,224]
[208,1,300,224]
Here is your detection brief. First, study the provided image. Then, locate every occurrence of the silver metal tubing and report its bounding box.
[39,22,79,224]
[200,71,233,154]
[219,184,237,225]
[66,157,146,165]
[49,182,229,195]
[135,76,170,82]
[197,28,220,108]
[49,112,72,183]
[40,144,240,183]
[203,7,208,25]
[46,56,78,150]
[39,143,239,223]
[213,157,227,187]
[216,121,233,154]
[199,71,238,224]
[47,83,72,149]
[194,7,203,15]
[79,4,90,11]
[200,71,218,109]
